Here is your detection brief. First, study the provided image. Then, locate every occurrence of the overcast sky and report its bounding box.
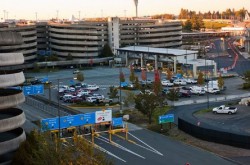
[1,0,250,20]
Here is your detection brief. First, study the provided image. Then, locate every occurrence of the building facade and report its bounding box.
[0,32,26,164]
[48,21,108,59]
[108,17,182,53]
[0,23,37,61]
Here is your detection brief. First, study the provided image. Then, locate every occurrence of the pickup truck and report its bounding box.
[212,105,237,114]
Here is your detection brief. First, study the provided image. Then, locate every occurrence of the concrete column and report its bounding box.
[154,55,158,70]
[125,52,128,66]
[193,64,197,78]
[140,54,143,68]
[213,61,217,77]
[173,57,177,73]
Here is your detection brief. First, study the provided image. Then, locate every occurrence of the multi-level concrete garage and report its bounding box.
[48,21,108,59]
[0,32,26,164]
[108,17,182,52]
[0,23,37,61]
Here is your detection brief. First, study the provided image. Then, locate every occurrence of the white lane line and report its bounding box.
[94,143,127,163]
[128,132,163,156]
[97,135,145,159]
[64,136,126,163]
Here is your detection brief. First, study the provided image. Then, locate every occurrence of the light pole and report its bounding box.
[57,79,61,137]
[205,47,209,109]
[119,67,122,114]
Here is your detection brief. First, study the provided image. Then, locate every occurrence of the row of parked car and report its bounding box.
[58,83,112,104]
[161,78,197,87]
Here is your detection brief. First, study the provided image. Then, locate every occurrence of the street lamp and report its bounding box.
[205,47,209,109]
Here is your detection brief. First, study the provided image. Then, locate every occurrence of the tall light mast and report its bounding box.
[134,0,138,17]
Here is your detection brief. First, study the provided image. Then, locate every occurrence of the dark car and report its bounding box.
[179,89,191,97]
[30,79,42,85]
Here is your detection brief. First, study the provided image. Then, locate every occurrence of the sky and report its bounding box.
[1,0,250,20]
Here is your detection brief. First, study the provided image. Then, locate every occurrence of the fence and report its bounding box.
[25,96,69,117]
[178,118,250,149]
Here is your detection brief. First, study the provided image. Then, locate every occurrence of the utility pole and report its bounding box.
[35,12,38,22]
[78,11,81,20]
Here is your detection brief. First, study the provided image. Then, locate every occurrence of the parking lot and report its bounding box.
[25,67,248,110]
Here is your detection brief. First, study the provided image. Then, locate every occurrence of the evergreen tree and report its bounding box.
[99,43,114,57]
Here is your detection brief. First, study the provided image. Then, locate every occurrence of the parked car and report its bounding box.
[162,88,170,95]
[73,69,80,74]
[184,78,197,84]
[190,86,206,95]
[161,79,174,87]
[92,93,104,99]
[86,84,99,91]
[205,88,220,94]
[86,96,97,103]
[63,94,75,103]
[179,89,191,97]
[99,97,113,104]
[173,79,187,86]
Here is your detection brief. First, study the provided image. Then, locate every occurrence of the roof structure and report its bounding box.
[117,46,198,56]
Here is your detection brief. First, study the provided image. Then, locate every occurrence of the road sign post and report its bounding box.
[159,114,174,131]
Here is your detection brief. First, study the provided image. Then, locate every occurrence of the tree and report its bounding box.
[134,93,159,124]
[12,130,112,165]
[123,91,135,108]
[197,71,205,85]
[166,68,172,80]
[153,70,162,96]
[167,88,179,101]
[108,86,118,99]
[183,19,192,31]
[76,72,84,82]
[134,76,140,89]
[66,53,73,60]
[99,43,114,57]
[129,67,136,83]
[119,71,125,82]
[217,74,224,90]
[141,69,147,81]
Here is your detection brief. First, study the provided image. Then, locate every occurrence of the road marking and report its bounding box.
[128,132,163,156]
[97,135,145,159]
[64,135,126,162]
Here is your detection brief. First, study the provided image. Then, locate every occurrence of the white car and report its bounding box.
[92,93,104,99]
[173,79,187,86]
[86,96,97,103]
[185,78,197,84]
[190,86,206,95]
[86,84,99,91]
[161,80,174,87]
[73,69,80,74]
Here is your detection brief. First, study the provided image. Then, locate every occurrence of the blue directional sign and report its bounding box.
[81,113,96,125]
[60,115,80,129]
[41,117,59,131]
[33,85,44,95]
[23,85,44,96]
[159,114,174,124]
[23,85,34,96]
[112,117,123,127]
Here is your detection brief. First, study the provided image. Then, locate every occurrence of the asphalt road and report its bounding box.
[19,98,237,165]
[90,128,236,165]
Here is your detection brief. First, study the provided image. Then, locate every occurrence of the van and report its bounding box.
[63,94,74,103]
